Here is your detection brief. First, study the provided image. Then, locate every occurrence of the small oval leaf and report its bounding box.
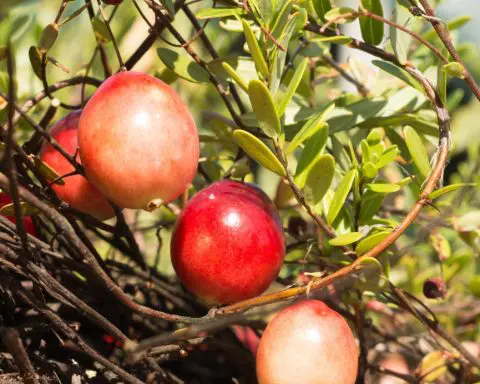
[286,103,334,154]
[91,16,111,43]
[329,231,363,246]
[0,202,39,216]
[313,35,353,44]
[365,183,400,194]
[277,58,308,117]
[404,126,431,182]
[429,183,477,200]
[242,19,269,79]
[305,154,335,205]
[359,0,384,45]
[157,48,210,84]
[442,62,465,79]
[39,23,59,53]
[327,169,356,224]
[313,0,333,23]
[232,130,286,176]
[355,231,391,255]
[28,46,42,80]
[222,62,248,92]
[30,155,65,185]
[294,127,329,188]
[362,162,378,179]
[248,80,281,138]
[324,7,357,24]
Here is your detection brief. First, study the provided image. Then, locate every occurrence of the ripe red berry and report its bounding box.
[40,111,114,220]
[78,71,199,211]
[170,180,285,305]
[256,300,358,384]
[0,193,37,236]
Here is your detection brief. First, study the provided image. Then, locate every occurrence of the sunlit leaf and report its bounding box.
[248,80,281,138]
[196,7,246,19]
[404,126,430,182]
[324,7,357,24]
[355,231,391,255]
[0,202,39,216]
[429,183,477,200]
[277,58,308,117]
[417,351,448,382]
[313,0,333,23]
[304,154,335,205]
[222,62,248,92]
[442,62,465,79]
[91,16,111,43]
[359,0,384,45]
[232,130,285,176]
[286,103,333,154]
[38,23,58,53]
[329,231,363,246]
[242,20,269,79]
[294,126,329,188]
[157,48,209,84]
[365,183,400,193]
[327,169,356,224]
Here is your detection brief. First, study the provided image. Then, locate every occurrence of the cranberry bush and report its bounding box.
[0,0,479,383]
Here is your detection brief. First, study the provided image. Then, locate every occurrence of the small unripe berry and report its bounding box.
[256,300,358,384]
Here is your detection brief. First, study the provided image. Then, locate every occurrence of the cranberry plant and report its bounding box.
[0,0,479,383]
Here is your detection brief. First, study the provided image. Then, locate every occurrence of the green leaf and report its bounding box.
[365,183,400,193]
[242,20,269,79]
[294,126,329,188]
[375,146,399,169]
[312,35,353,44]
[196,7,246,19]
[38,23,58,54]
[222,62,248,92]
[329,231,363,246]
[248,80,281,138]
[304,154,335,205]
[422,16,471,41]
[429,183,477,200]
[354,256,384,291]
[28,46,42,80]
[91,16,111,43]
[324,7,357,24]
[327,169,356,224]
[355,231,391,255]
[442,62,465,79]
[359,190,385,224]
[0,202,39,216]
[372,60,423,92]
[157,48,210,84]
[404,126,430,182]
[313,0,332,22]
[30,155,65,185]
[232,130,286,176]
[437,61,447,104]
[286,103,334,154]
[362,162,378,179]
[257,0,275,25]
[277,59,308,117]
[418,351,448,383]
[269,11,303,94]
[390,4,412,64]
[270,1,294,42]
[359,0,384,45]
